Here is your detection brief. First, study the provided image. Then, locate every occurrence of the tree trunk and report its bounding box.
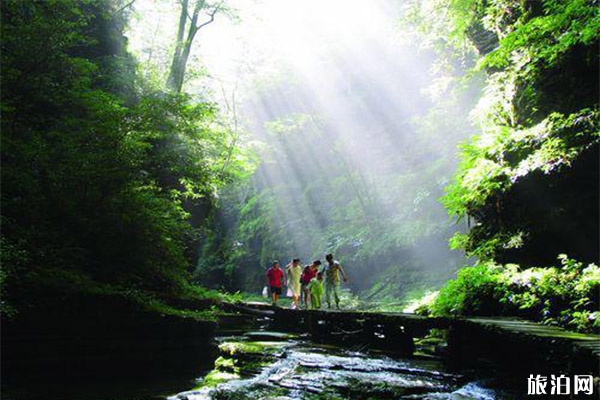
[166,0,218,93]
[167,0,189,92]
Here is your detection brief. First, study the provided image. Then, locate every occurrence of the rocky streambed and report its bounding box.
[168,331,519,400]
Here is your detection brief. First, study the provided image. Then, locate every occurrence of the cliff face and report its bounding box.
[490,143,598,266]
[443,0,600,266]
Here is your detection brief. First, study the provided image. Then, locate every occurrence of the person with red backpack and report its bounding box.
[300,260,321,309]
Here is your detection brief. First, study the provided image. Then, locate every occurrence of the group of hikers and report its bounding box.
[265,254,347,310]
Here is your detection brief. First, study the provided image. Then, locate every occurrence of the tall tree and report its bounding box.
[167,0,225,92]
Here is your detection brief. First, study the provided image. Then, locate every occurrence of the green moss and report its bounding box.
[218,340,286,356]
[195,341,280,390]
[198,370,241,388]
[214,356,236,371]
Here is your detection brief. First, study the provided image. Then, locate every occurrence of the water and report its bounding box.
[168,333,515,400]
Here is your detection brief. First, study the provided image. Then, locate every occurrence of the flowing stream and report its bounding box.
[168,329,522,400]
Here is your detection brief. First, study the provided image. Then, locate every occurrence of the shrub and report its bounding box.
[430,262,503,316]
[426,255,599,333]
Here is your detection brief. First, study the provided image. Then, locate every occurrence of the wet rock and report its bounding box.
[244,331,298,341]
[170,338,502,400]
[219,341,289,358]
[333,377,445,399]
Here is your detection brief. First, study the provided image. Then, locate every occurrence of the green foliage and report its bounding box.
[482,0,600,69]
[400,0,480,56]
[417,0,597,318]
[426,0,600,262]
[443,109,599,220]
[430,262,502,315]
[0,0,249,320]
[427,255,600,333]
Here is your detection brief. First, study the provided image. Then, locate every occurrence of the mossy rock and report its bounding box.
[198,370,241,388]
[214,356,236,371]
[414,337,445,346]
[219,341,288,357]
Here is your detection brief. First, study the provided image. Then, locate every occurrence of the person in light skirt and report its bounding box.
[286,258,302,309]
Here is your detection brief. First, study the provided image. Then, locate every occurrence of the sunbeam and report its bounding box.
[128,0,476,298]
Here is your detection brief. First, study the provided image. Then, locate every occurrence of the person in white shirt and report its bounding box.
[285,258,303,309]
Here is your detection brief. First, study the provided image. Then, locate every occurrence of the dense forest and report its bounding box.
[1,0,598,373]
[0,0,251,325]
